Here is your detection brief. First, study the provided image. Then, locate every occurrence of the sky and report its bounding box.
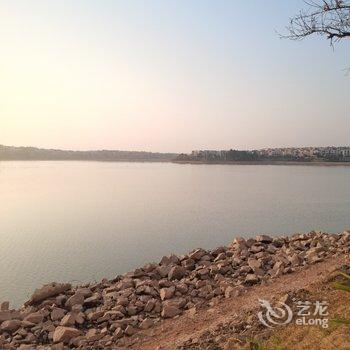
[1,0,349,153]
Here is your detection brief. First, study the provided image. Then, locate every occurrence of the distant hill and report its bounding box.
[0,145,178,162]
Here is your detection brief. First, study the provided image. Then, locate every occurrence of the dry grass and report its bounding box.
[251,270,350,350]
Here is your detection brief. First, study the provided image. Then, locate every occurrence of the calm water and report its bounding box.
[1,161,350,307]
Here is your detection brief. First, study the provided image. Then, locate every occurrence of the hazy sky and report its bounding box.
[1,0,349,152]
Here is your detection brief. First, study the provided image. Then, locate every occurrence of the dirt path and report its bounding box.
[127,256,348,349]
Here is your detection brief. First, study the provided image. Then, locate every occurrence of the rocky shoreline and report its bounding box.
[1,230,350,349]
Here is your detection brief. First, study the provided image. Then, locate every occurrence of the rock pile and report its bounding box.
[0,230,349,349]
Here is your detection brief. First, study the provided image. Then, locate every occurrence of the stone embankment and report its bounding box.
[1,230,350,349]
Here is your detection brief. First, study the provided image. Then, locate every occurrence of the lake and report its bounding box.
[1,161,349,307]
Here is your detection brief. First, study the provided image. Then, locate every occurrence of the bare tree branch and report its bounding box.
[282,0,350,45]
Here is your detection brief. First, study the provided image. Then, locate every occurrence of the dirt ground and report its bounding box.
[123,255,350,350]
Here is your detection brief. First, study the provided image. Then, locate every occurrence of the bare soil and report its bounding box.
[125,255,350,350]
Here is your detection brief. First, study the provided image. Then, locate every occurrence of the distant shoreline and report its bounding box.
[0,159,172,163]
[173,160,350,166]
[2,159,350,166]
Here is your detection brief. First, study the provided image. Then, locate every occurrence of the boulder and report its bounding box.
[114,327,124,339]
[0,310,21,323]
[53,326,81,344]
[60,313,76,326]
[230,237,247,250]
[84,294,101,307]
[188,249,206,261]
[65,292,84,308]
[144,299,156,312]
[160,287,175,300]
[247,258,261,270]
[24,312,44,324]
[161,305,181,318]
[160,254,180,266]
[85,328,103,342]
[140,318,153,330]
[0,319,22,332]
[0,302,9,311]
[27,283,71,305]
[245,274,259,284]
[168,266,187,281]
[87,310,104,321]
[51,308,66,321]
[256,235,273,243]
[125,325,136,336]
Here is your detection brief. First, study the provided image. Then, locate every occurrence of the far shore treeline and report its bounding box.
[0,145,178,162]
[1,145,350,163]
[176,147,350,163]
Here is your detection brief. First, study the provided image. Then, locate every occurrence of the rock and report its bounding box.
[51,308,66,321]
[160,254,180,266]
[65,292,84,308]
[114,327,124,339]
[189,248,207,261]
[182,259,196,270]
[87,310,104,321]
[140,318,154,330]
[0,302,9,311]
[27,282,71,305]
[144,299,156,312]
[53,326,81,344]
[74,312,85,325]
[85,328,103,341]
[84,294,101,307]
[224,286,243,298]
[127,305,137,316]
[60,313,76,326]
[0,319,21,332]
[160,286,175,300]
[76,287,92,298]
[247,258,261,270]
[245,274,259,284]
[125,325,136,336]
[161,305,181,318]
[0,310,21,322]
[24,312,44,324]
[214,252,227,262]
[116,279,134,291]
[250,245,264,253]
[116,296,129,306]
[168,266,187,281]
[256,235,273,243]
[288,254,301,267]
[306,250,323,264]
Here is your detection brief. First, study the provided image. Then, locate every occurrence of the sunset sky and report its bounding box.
[1,0,349,153]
